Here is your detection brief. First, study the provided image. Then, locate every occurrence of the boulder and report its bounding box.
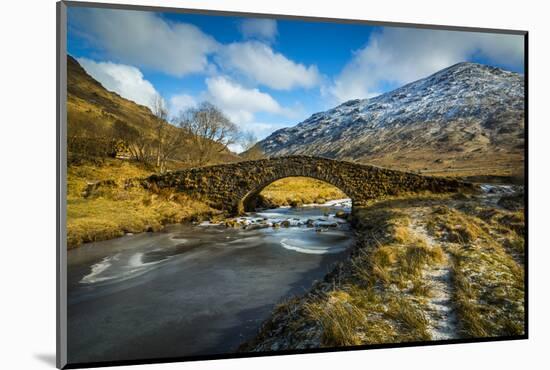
[335,211,349,219]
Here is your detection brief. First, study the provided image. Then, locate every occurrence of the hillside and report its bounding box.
[67,55,239,166]
[258,63,525,178]
[65,55,242,248]
[68,55,160,134]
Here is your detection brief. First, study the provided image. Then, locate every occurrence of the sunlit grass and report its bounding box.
[426,206,525,337]
[67,164,352,248]
[66,159,215,248]
[242,192,525,351]
[260,177,347,207]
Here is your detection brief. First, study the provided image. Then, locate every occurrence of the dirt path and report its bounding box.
[408,207,459,341]
[242,190,525,350]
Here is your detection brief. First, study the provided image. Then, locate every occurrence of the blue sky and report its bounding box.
[67,6,524,151]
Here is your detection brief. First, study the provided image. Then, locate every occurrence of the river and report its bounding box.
[67,199,354,364]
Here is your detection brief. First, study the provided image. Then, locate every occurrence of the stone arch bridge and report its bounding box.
[144,156,473,215]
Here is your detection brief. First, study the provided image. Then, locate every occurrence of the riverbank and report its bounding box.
[240,188,525,350]
[67,199,354,363]
[67,160,218,248]
[67,161,348,249]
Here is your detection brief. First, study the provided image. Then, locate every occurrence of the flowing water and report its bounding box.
[67,199,354,364]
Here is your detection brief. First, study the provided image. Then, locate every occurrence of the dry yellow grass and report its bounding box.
[67,159,215,248]
[67,159,151,199]
[242,201,444,351]
[242,192,525,351]
[67,165,350,249]
[259,177,347,206]
[425,205,525,337]
[304,287,400,347]
[361,149,524,180]
[67,55,240,166]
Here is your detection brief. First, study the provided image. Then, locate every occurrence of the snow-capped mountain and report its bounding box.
[258,62,524,175]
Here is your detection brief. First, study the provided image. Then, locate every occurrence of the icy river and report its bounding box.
[67,199,354,364]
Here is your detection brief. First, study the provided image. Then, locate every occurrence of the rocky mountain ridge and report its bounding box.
[258,62,524,177]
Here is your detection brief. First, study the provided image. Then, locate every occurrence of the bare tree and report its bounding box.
[112,120,155,165]
[178,102,240,165]
[155,117,190,173]
[151,95,169,170]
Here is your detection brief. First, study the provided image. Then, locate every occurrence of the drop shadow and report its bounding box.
[34,353,56,367]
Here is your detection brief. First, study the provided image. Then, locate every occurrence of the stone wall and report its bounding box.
[144,156,474,214]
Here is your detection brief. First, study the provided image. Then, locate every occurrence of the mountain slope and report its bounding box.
[67,55,165,137]
[258,62,524,177]
[66,55,239,164]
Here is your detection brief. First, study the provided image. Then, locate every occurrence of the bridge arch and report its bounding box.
[144,156,471,215]
[239,175,354,213]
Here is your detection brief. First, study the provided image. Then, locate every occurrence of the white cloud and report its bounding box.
[78,58,160,111]
[243,122,280,138]
[204,75,287,124]
[218,42,322,90]
[201,75,293,153]
[71,8,219,76]
[228,121,280,153]
[71,8,322,92]
[227,143,243,153]
[330,28,524,102]
[239,18,278,42]
[169,93,197,117]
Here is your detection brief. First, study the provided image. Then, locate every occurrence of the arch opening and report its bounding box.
[241,176,352,212]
